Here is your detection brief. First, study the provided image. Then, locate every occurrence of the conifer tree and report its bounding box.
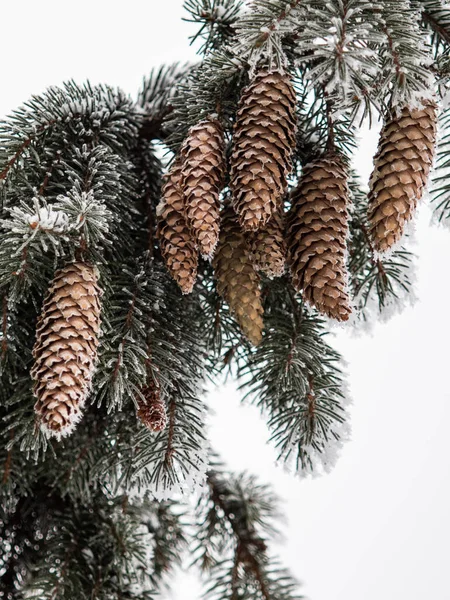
[1,0,450,597]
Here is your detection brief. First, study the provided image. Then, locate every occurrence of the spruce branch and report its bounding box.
[295,0,382,114]
[96,259,162,412]
[237,281,349,475]
[420,0,450,51]
[194,468,302,600]
[139,63,194,141]
[431,106,450,226]
[0,118,59,185]
[375,1,434,107]
[232,0,304,67]
[184,0,243,53]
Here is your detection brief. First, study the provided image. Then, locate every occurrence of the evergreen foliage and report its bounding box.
[1,0,450,597]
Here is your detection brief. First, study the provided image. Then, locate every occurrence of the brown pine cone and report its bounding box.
[137,384,167,432]
[230,70,297,232]
[368,101,437,253]
[157,159,198,294]
[286,153,352,321]
[213,204,264,345]
[246,210,286,278]
[181,117,226,258]
[31,262,102,438]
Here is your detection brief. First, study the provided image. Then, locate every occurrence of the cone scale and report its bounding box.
[368,101,437,253]
[31,262,102,438]
[230,70,297,232]
[137,384,167,432]
[287,153,352,322]
[246,210,286,278]
[213,204,264,345]
[181,117,226,258]
[157,159,198,294]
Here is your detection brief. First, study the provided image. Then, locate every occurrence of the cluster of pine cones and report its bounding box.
[157,69,438,343]
[30,69,437,438]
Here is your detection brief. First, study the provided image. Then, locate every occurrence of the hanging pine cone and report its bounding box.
[181,117,226,258]
[368,101,437,253]
[157,159,198,294]
[246,210,286,278]
[230,69,297,232]
[213,204,264,345]
[286,153,352,321]
[137,384,167,432]
[31,262,102,438]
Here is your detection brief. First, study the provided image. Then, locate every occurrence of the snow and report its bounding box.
[28,204,69,233]
[214,6,228,19]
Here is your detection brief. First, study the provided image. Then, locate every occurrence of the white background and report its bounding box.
[2,2,450,599]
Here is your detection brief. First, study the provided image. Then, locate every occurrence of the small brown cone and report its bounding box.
[157,159,198,294]
[181,117,226,257]
[31,262,101,438]
[213,204,264,345]
[368,101,437,253]
[137,384,167,432]
[246,210,286,278]
[286,153,352,321]
[230,69,297,232]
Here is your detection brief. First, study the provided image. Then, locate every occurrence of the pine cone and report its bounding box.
[137,384,167,432]
[286,153,352,321]
[230,70,297,232]
[157,159,198,294]
[31,262,101,438]
[181,117,226,257]
[368,101,437,253]
[213,204,264,345]
[246,210,286,278]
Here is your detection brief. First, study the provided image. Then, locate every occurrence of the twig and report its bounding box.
[38,151,62,197]
[359,220,387,282]
[254,0,303,47]
[1,294,8,360]
[2,430,14,485]
[208,475,270,599]
[422,10,450,46]
[382,25,406,87]
[164,400,176,467]
[112,289,138,382]
[0,119,58,182]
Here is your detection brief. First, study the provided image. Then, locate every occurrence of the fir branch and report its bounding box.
[421,0,450,50]
[129,384,208,500]
[0,118,59,184]
[237,281,350,475]
[139,63,194,141]
[236,0,304,53]
[294,0,382,113]
[1,294,8,361]
[195,469,302,600]
[375,1,434,107]
[146,502,187,588]
[184,0,243,54]
[95,260,155,412]
[0,82,140,205]
[431,105,450,225]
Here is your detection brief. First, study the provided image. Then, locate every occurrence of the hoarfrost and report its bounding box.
[126,441,209,503]
[350,228,418,335]
[280,383,352,479]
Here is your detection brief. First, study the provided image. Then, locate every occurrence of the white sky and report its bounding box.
[2,2,450,599]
